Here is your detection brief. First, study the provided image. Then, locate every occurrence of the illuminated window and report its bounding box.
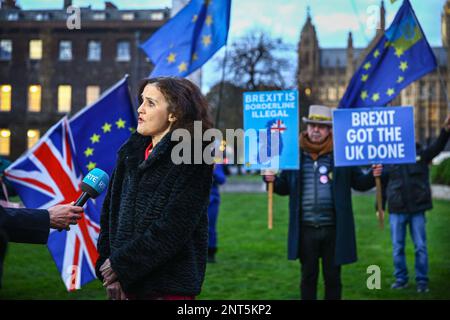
[27,129,40,149]
[59,40,72,60]
[29,39,43,60]
[117,41,130,61]
[0,85,12,111]
[28,85,41,112]
[58,85,72,113]
[327,87,337,101]
[338,85,345,99]
[87,40,101,61]
[0,129,10,156]
[93,13,106,20]
[122,13,134,20]
[86,86,100,105]
[151,12,164,20]
[0,40,12,60]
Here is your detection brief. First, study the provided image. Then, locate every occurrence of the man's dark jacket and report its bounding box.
[381,128,450,214]
[0,206,49,288]
[95,133,213,297]
[272,151,375,265]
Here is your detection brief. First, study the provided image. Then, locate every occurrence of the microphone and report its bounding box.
[75,168,110,207]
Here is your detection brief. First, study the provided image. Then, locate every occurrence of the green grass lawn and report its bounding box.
[1,193,449,300]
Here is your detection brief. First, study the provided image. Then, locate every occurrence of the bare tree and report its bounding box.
[221,30,291,90]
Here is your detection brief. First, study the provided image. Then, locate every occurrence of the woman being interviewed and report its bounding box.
[95,77,214,300]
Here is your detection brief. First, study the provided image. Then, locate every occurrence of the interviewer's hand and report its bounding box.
[106,281,127,300]
[372,164,383,177]
[48,202,83,230]
[100,258,118,287]
[263,174,276,183]
[444,115,450,132]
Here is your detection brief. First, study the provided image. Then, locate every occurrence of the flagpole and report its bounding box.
[215,46,228,128]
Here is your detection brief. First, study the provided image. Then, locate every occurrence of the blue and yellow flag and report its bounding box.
[339,0,437,108]
[141,0,231,77]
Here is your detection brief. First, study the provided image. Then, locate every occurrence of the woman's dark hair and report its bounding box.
[138,77,213,133]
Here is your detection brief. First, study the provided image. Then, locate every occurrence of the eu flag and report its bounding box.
[140,0,231,77]
[339,0,437,108]
[69,75,137,215]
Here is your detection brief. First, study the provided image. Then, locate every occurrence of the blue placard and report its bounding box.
[333,106,416,167]
[243,90,299,170]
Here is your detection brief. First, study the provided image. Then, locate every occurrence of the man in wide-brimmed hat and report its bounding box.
[264,104,382,300]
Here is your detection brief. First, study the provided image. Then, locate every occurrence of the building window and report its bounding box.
[87,40,101,61]
[86,86,100,105]
[117,41,130,61]
[93,13,106,20]
[35,13,50,21]
[0,40,12,60]
[27,130,40,149]
[122,13,135,20]
[150,12,164,20]
[59,40,72,61]
[0,129,10,156]
[58,85,72,113]
[7,12,18,21]
[338,85,345,99]
[29,39,43,60]
[28,85,41,112]
[0,85,12,112]
[319,87,327,101]
[327,87,337,101]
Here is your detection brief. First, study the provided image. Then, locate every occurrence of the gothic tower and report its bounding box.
[297,7,320,99]
[346,32,354,83]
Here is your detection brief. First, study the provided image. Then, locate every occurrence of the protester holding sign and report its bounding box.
[264,105,382,300]
[379,115,450,293]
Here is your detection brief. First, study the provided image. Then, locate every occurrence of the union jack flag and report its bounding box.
[4,117,100,291]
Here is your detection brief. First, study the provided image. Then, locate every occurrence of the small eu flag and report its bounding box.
[140,0,231,77]
[339,0,437,109]
[69,75,137,214]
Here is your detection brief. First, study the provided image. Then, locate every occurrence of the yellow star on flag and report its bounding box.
[116,118,126,129]
[360,90,368,100]
[167,53,176,64]
[397,76,404,83]
[361,74,369,82]
[192,15,198,22]
[205,15,213,26]
[84,147,94,157]
[372,93,380,102]
[363,62,372,70]
[129,127,136,133]
[399,61,408,72]
[202,35,212,47]
[102,122,112,133]
[90,133,100,144]
[386,88,395,96]
[87,161,96,171]
[373,49,380,58]
[394,47,404,57]
[178,62,188,73]
[192,52,199,61]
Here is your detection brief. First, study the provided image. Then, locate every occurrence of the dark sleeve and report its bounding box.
[95,169,115,282]
[0,206,49,244]
[421,128,450,163]
[350,166,376,192]
[109,163,213,290]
